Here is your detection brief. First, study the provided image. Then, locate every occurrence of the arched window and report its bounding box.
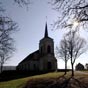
[47,45,51,53]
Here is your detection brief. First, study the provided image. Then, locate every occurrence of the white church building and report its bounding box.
[17,23,57,72]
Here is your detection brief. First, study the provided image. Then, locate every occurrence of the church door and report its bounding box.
[47,62,52,70]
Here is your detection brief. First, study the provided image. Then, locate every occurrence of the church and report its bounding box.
[17,23,57,72]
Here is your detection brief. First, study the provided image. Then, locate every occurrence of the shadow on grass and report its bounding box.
[24,74,88,88]
[71,77,88,88]
[0,69,70,82]
[0,70,50,82]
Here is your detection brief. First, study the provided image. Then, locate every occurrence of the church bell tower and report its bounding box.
[39,23,54,56]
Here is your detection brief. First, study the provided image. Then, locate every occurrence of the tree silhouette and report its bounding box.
[52,0,88,29]
[14,0,30,7]
[0,0,29,72]
[0,17,17,73]
[65,30,87,76]
[56,37,69,75]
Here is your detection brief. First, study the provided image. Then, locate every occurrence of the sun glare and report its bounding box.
[73,21,79,28]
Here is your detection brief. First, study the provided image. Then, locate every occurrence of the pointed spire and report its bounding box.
[44,22,48,38]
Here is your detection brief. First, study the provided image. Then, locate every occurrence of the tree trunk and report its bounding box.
[71,63,74,76]
[64,60,67,75]
[0,63,3,73]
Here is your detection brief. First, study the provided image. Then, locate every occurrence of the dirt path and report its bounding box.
[75,71,88,75]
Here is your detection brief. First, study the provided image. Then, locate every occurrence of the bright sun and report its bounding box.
[73,21,79,27]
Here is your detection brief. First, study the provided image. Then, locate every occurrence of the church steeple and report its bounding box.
[39,22,54,55]
[44,22,48,38]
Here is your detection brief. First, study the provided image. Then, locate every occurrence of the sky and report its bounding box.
[1,0,88,69]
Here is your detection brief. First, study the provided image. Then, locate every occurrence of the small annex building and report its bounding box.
[75,63,84,71]
[17,23,57,72]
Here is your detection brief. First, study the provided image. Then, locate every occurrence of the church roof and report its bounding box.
[19,50,40,64]
[76,63,84,67]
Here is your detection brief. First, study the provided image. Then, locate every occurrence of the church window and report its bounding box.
[47,45,51,53]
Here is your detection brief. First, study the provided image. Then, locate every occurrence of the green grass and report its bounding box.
[0,77,29,88]
[0,72,64,88]
[0,71,88,88]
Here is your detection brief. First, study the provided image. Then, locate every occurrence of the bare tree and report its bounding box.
[65,30,87,76]
[0,17,17,73]
[51,0,88,29]
[0,0,30,12]
[14,0,31,7]
[0,0,29,73]
[56,37,69,75]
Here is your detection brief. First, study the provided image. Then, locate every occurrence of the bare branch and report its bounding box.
[0,16,17,73]
[65,30,87,76]
[52,0,88,29]
[14,0,31,7]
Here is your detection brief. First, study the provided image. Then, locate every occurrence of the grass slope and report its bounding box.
[0,72,64,88]
[0,71,88,88]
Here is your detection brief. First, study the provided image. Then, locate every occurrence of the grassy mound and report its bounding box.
[0,72,63,88]
[24,72,88,88]
[0,71,88,88]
